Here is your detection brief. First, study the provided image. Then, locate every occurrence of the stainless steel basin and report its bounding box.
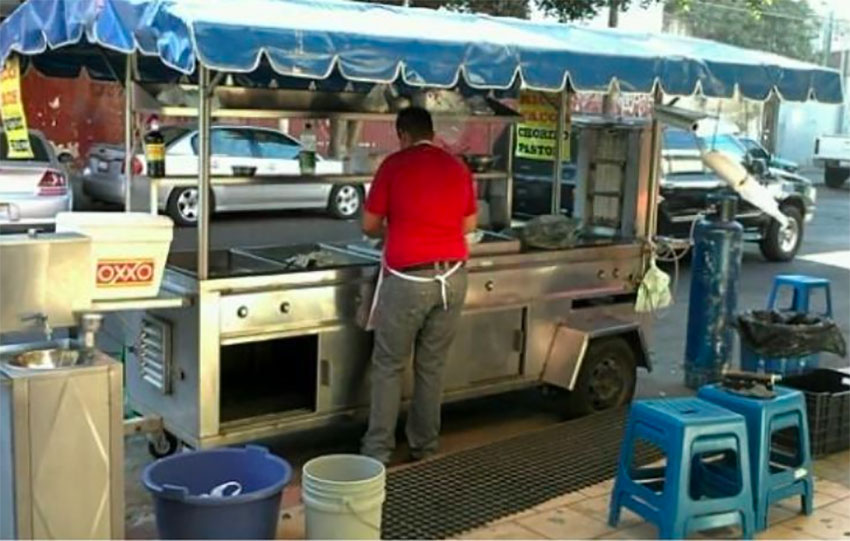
[7,347,82,369]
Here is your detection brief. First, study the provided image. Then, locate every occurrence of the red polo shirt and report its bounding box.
[365,143,476,270]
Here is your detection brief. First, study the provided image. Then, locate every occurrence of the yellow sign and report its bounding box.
[515,90,570,161]
[1,55,33,159]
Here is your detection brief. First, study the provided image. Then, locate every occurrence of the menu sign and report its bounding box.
[1,55,34,160]
[515,90,570,162]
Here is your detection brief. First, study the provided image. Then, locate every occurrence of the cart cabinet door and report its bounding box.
[438,308,525,393]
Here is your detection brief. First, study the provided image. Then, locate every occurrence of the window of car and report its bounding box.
[0,133,51,162]
[741,138,769,159]
[662,128,699,151]
[191,129,255,157]
[699,134,747,161]
[161,126,192,147]
[252,130,301,160]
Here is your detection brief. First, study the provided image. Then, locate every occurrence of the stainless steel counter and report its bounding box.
[101,238,652,451]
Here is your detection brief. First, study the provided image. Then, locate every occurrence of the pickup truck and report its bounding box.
[658,128,815,262]
[511,125,816,262]
[813,134,850,188]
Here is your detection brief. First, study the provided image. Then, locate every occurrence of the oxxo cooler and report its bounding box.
[55,212,174,299]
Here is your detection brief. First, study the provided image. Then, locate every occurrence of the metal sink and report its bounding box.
[8,348,82,369]
[0,339,92,370]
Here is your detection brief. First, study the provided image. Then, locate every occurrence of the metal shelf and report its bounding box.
[138,105,518,124]
[89,290,193,312]
[148,171,509,187]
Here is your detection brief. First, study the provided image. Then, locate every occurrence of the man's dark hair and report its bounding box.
[396,106,434,140]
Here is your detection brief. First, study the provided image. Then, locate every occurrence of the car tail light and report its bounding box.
[121,156,144,175]
[37,171,67,196]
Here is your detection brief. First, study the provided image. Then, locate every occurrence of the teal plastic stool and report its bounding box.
[767,275,832,317]
[609,398,755,539]
[698,384,814,531]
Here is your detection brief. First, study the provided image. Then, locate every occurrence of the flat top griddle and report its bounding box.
[166,243,377,279]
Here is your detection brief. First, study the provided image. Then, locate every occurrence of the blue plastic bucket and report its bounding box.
[142,445,291,539]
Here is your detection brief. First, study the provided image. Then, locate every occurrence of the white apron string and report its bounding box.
[365,259,463,331]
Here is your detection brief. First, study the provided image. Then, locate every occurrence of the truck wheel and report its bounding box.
[328,184,363,220]
[760,204,803,262]
[825,166,849,189]
[147,430,179,459]
[564,337,637,418]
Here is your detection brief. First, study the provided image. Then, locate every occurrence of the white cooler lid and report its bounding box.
[56,212,174,242]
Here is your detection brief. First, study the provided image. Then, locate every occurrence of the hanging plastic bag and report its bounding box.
[635,259,672,313]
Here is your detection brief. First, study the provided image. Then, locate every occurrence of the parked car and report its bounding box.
[511,124,815,262]
[82,125,360,225]
[658,128,815,262]
[813,134,850,188]
[738,136,799,173]
[0,129,73,231]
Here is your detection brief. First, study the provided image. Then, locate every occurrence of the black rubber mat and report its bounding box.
[382,407,660,540]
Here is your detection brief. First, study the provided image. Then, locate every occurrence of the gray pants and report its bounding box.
[361,268,468,464]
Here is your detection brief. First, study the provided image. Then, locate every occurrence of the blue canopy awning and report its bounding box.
[0,0,844,103]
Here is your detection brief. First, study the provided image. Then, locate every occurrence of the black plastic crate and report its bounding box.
[778,369,850,458]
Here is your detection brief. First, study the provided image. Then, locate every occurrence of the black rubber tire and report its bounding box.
[166,187,214,227]
[759,204,803,262]
[564,337,637,418]
[825,166,849,189]
[328,184,364,220]
[147,431,179,459]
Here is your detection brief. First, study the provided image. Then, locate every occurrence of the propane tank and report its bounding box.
[144,115,165,178]
[684,193,744,389]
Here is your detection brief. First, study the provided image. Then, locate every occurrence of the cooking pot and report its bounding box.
[461,154,498,173]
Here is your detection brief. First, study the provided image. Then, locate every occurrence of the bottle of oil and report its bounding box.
[144,116,166,178]
[299,122,317,175]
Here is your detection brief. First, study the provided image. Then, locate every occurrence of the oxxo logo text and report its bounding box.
[96,259,155,287]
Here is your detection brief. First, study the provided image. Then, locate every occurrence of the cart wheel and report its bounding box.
[564,337,637,418]
[147,430,180,459]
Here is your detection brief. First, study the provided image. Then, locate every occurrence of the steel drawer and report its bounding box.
[220,283,360,336]
[465,258,641,307]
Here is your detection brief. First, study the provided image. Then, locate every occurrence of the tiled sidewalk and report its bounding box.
[276,450,850,539]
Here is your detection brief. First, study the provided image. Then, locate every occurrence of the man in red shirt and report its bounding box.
[361,106,477,464]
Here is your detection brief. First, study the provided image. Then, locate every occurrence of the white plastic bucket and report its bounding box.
[301,454,386,540]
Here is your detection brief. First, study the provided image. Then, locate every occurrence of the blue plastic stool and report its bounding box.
[767,275,832,317]
[698,385,814,531]
[740,346,819,377]
[609,398,755,539]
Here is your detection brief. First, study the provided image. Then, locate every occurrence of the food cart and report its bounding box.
[1,0,843,459]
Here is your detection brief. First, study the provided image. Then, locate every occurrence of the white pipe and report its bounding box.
[702,150,790,228]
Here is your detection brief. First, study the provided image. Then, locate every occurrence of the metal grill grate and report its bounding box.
[382,407,660,540]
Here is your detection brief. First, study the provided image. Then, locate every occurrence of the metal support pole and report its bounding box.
[550,88,568,215]
[645,86,663,241]
[505,124,515,224]
[123,54,135,213]
[197,66,212,280]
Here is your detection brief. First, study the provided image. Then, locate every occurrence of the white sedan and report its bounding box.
[83,125,363,225]
[0,129,73,230]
